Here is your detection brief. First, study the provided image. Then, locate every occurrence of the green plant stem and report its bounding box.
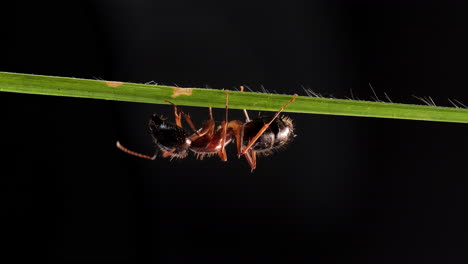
[1,71,468,123]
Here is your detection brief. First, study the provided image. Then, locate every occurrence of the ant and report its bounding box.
[116,87,298,171]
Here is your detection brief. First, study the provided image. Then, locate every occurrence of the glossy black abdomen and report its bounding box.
[242,115,294,154]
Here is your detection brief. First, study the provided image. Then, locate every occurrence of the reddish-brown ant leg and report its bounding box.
[180,113,197,133]
[188,107,217,142]
[216,90,229,161]
[252,150,256,166]
[217,122,228,161]
[186,107,215,141]
[242,149,256,171]
[164,100,199,133]
[239,86,251,122]
[181,113,200,135]
[164,100,182,128]
[227,120,243,157]
[189,119,215,141]
[228,87,254,165]
[187,106,216,141]
[240,94,298,155]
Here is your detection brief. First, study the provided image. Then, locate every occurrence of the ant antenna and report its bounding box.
[116,141,157,160]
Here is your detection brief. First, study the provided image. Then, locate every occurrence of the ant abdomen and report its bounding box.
[149,114,191,158]
[242,115,294,155]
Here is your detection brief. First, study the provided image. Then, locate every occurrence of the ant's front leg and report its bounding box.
[164,100,199,133]
[164,100,183,128]
[243,149,257,172]
[181,112,198,134]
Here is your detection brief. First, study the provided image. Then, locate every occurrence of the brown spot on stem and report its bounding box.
[105,81,123,87]
[172,87,193,98]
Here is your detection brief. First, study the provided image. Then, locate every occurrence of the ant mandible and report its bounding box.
[116,87,298,171]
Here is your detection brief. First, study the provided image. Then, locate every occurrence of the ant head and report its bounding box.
[148,113,191,159]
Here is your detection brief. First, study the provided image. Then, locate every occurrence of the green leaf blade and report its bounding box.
[1,71,468,123]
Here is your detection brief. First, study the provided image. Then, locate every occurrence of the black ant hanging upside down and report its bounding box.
[116,87,298,171]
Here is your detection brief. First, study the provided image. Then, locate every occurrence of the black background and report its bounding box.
[3,1,468,263]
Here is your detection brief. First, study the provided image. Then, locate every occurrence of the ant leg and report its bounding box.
[189,119,215,141]
[243,109,250,122]
[188,105,219,141]
[240,86,250,122]
[116,141,157,160]
[252,150,256,167]
[187,106,216,141]
[227,120,243,157]
[232,130,258,171]
[243,149,257,172]
[165,100,200,133]
[241,94,298,155]
[164,100,183,128]
[217,90,229,161]
[208,107,214,120]
[188,104,218,141]
[181,113,198,134]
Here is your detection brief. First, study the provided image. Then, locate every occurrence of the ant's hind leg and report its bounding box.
[241,94,298,155]
[252,150,256,167]
[243,150,257,172]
